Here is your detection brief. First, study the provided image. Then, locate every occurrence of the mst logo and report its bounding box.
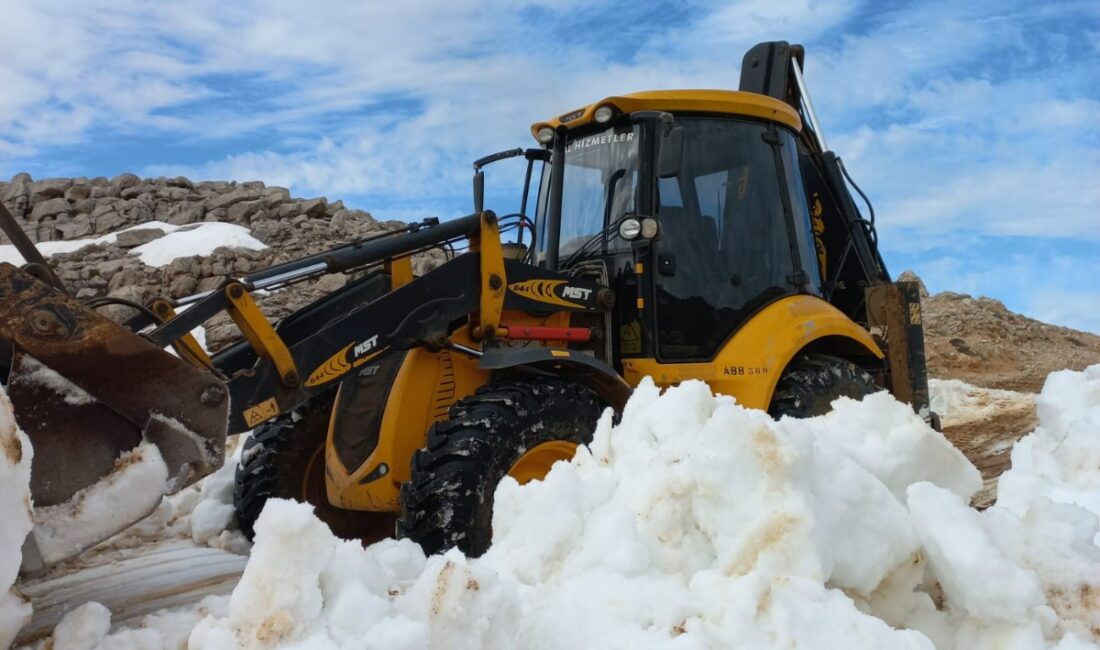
[305,334,388,388]
[561,286,591,300]
[354,334,380,358]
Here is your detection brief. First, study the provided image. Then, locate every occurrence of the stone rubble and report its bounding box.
[0,174,447,351]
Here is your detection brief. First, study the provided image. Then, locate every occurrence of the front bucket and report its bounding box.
[0,263,229,569]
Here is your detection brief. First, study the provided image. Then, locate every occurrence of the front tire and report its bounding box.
[768,353,880,419]
[398,378,602,557]
[234,391,393,542]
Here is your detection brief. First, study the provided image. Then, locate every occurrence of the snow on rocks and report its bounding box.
[131,222,265,267]
[0,220,265,269]
[186,373,1100,649]
[0,387,33,648]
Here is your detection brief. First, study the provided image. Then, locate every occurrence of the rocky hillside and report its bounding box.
[896,272,1100,393]
[0,173,443,349]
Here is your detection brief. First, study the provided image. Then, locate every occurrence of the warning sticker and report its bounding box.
[620,321,642,354]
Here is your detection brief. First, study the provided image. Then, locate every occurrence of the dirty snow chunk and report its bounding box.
[50,602,111,650]
[929,378,1035,428]
[28,443,169,567]
[82,595,229,650]
[185,437,249,553]
[996,366,1100,521]
[191,501,236,546]
[802,391,982,502]
[0,387,33,648]
[907,481,1044,621]
[101,433,251,554]
[133,222,265,267]
[982,364,1100,641]
[12,356,96,405]
[188,500,431,649]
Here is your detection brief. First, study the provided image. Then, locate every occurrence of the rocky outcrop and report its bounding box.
[899,270,1100,393]
[0,174,445,351]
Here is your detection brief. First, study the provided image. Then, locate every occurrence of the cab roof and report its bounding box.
[530,89,802,141]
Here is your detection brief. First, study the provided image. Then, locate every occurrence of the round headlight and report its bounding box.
[618,218,642,240]
[537,127,555,144]
[594,105,614,124]
[640,218,659,239]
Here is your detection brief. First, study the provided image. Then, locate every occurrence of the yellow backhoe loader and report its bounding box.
[1,41,933,567]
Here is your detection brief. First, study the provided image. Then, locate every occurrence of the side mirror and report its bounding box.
[473,170,485,213]
[658,127,684,179]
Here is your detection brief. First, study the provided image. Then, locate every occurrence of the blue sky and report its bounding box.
[1,0,1098,332]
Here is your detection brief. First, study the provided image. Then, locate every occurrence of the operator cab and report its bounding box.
[528,90,823,362]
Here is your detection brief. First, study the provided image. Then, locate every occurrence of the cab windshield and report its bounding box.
[536,124,640,263]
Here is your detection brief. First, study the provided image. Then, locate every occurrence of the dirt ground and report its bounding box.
[896,270,1098,507]
[939,394,1039,509]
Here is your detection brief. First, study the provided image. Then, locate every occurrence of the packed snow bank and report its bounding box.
[0,220,265,269]
[0,221,179,265]
[0,388,33,648]
[183,375,1096,650]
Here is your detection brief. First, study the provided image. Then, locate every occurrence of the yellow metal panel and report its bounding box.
[386,256,414,288]
[325,331,490,512]
[224,283,300,387]
[149,298,212,369]
[474,211,506,339]
[531,90,802,139]
[324,309,578,512]
[620,295,883,410]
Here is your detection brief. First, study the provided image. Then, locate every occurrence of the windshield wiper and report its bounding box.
[562,215,629,270]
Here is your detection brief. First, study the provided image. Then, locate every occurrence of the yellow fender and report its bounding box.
[324,337,489,512]
[621,295,883,410]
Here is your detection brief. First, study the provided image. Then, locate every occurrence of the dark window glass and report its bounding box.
[778,130,822,289]
[654,118,799,360]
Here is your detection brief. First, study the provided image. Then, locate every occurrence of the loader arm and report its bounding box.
[146,211,611,434]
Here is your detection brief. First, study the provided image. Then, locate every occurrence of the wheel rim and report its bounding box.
[507,440,578,485]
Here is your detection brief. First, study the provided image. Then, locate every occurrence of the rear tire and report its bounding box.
[234,391,393,542]
[768,353,879,419]
[398,378,602,557]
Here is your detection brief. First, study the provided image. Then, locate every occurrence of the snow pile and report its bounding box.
[996,367,1100,520]
[180,371,1100,650]
[39,597,229,650]
[0,220,265,269]
[0,388,33,648]
[103,436,251,555]
[985,366,1100,640]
